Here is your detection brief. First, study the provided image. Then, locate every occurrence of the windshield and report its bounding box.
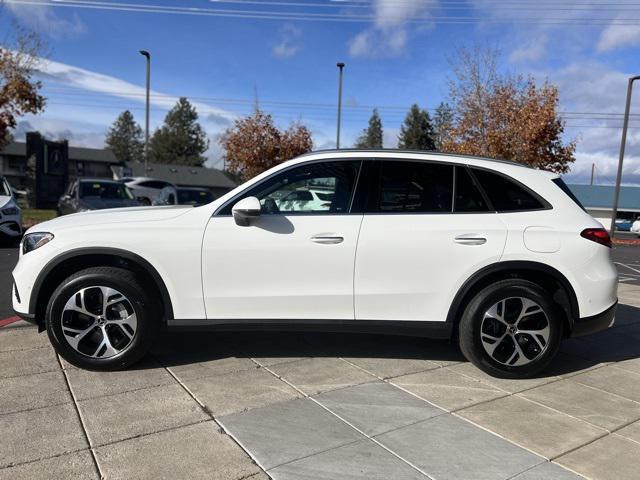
[79,181,134,200]
[177,189,214,205]
[0,178,11,197]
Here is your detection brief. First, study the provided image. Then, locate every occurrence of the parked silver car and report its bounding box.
[122,177,176,205]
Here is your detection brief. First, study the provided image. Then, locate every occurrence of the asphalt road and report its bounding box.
[1,242,637,320]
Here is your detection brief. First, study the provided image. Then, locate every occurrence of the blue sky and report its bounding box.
[3,0,640,183]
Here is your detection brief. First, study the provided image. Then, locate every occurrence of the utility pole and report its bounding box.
[590,163,595,186]
[336,62,345,149]
[610,75,640,238]
[139,50,151,173]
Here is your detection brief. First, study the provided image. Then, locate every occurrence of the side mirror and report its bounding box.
[232,196,261,226]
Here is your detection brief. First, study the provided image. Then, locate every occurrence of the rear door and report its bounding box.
[354,161,508,323]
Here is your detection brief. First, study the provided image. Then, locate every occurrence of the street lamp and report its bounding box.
[610,75,640,238]
[139,50,151,172]
[336,62,345,149]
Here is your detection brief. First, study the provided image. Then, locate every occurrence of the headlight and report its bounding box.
[2,207,19,216]
[22,232,54,255]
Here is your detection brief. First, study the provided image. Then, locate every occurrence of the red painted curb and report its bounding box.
[0,316,21,328]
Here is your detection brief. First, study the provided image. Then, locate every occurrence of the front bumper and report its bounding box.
[0,220,22,237]
[571,301,617,337]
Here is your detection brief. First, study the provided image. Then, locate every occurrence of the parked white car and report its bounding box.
[122,177,175,205]
[0,176,22,242]
[12,150,618,378]
[631,217,640,237]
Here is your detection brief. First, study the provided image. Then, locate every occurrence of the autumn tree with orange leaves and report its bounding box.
[220,109,313,180]
[0,26,46,148]
[442,46,576,174]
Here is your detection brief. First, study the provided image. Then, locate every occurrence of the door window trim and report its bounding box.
[213,158,365,217]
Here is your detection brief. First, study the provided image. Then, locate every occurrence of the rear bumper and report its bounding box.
[571,300,617,337]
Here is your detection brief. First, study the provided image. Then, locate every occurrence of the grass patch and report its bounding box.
[22,209,57,227]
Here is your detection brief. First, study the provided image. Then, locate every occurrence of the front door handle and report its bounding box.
[454,234,487,246]
[311,235,344,245]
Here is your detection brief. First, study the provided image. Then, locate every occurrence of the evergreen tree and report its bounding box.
[433,102,454,151]
[354,108,383,149]
[104,110,144,162]
[150,98,209,166]
[397,104,435,151]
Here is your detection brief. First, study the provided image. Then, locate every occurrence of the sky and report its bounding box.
[3,0,640,184]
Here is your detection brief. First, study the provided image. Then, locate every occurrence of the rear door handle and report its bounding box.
[311,235,344,245]
[454,234,487,246]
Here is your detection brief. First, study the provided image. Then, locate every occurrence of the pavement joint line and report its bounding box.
[56,353,103,480]
[255,358,436,479]
[0,397,72,418]
[155,354,271,479]
[612,431,640,448]
[338,355,444,382]
[615,262,640,275]
[571,375,640,407]
[0,446,96,473]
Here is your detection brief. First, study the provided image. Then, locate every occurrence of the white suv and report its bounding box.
[12,151,618,378]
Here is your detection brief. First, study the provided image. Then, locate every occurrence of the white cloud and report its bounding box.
[5,3,86,38]
[509,36,548,63]
[597,24,640,52]
[273,24,302,58]
[348,0,436,58]
[36,57,236,123]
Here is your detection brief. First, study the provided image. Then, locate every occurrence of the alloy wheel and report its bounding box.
[61,286,137,359]
[480,297,550,367]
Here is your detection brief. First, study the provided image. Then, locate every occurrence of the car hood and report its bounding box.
[29,205,193,233]
[0,195,14,210]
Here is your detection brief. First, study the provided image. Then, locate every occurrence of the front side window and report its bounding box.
[367,161,453,213]
[472,168,546,212]
[219,161,361,215]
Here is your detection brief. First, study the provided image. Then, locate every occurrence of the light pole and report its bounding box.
[610,75,640,238]
[336,62,345,149]
[139,50,151,172]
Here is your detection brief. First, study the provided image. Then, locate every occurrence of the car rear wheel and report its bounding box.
[46,267,159,370]
[458,279,563,379]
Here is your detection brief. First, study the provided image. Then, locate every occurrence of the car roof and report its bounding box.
[78,178,122,184]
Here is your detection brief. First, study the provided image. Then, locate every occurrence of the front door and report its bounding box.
[202,160,363,320]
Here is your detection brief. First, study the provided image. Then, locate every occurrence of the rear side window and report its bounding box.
[454,167,490,213]
[368,161,453,213]
[472,168,547,212]
[552,178,585,211]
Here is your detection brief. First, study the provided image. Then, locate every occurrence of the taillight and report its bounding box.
[580,228,612,248]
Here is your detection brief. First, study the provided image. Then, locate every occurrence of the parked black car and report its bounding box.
[57,178,142,215]
[152,186,215,206]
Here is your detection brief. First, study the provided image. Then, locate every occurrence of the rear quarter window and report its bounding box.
[472,168,548,212]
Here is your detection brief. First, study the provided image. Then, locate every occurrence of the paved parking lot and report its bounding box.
[1,245,640,479]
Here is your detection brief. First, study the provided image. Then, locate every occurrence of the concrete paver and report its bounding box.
[457,395,607,459]
[95,422,261,480]
[0,450,98,480]
[268,439,428,480]
[571,365,640,402]
[510,462,584,479]
[219,398,363,470]
[391,367,506,411]
[556,434,640,480]
[519,378,640,431]
[65,358,175,400]
[0,327,50,352]
[0,403,88,468]
[315,381,444,436]
[0,347,59,379]
[79,383,209,446]
[0,370,71,415]
[376,414,544,480]
[343,356,440,380]
[184,367,302,416]
[616,419,640,442]
[269,357,375,395]
[448,362,560,393]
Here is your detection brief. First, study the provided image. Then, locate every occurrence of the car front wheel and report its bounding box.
[458,279,563,379]
[46,267,158,370]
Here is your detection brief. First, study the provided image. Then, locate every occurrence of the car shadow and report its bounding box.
[146,303,640,377]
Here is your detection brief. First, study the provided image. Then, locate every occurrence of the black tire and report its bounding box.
[458,279,563,379]
[46,266,159,371]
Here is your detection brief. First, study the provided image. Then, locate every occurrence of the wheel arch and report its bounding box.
[446,261,579,337]
[31,247,174,330]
